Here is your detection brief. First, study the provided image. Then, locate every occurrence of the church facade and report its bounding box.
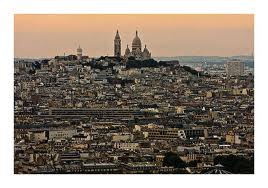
[114,30,152,61]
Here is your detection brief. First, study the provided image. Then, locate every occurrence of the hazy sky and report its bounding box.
[14,14,254,58]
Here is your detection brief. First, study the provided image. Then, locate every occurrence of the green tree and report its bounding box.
[163,152,186,168]
[214,154,254,174]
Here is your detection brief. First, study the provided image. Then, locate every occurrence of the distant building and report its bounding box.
[121,162,159,174]
[146,128,186,140]
[111,134,133,142]
[29,130,47,142]
[225,131,242,145]
[82,162,121,174]
[226,60,244,76]
[124,30,152,60]
[184,128,207,139]
[49,129,77,140]
[113,142,139,151]
[55,54,77,61]
[113,30,151,60]
[114,30,121,57]
[77,45,83,60]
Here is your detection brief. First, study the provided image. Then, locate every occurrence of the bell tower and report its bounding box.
[77,45,82,60]
[114,30,121,57]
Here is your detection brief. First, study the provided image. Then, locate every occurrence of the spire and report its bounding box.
[115,30,120,39]
[77,45,82,52]
[136,30,138,36]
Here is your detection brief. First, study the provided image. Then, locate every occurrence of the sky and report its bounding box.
[14,14,254,58]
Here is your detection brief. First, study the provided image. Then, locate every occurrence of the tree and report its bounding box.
[163,152,186,168]
[214,154,254,174]
[182,66,210,78]
[126,59,158,68]
[187,160,199,167]
[182,66,198,76]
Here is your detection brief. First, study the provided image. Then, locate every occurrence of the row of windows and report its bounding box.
[84,168,118,172]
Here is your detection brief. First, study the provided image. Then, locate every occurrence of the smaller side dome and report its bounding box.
[143,44,149,53]
[125,45,131,56]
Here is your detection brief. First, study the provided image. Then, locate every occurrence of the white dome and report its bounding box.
[132,31,142,51]
[143,45,149,53]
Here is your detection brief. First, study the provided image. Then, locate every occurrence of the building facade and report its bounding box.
[146,128,186,140]
[226,60,245,76]
[113,30,151,60]
[124,31,152,60]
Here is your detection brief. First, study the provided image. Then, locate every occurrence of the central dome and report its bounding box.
[132,31,142,51]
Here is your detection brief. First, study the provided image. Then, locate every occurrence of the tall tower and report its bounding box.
[114,30,121,57]
[77,45,82,60]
